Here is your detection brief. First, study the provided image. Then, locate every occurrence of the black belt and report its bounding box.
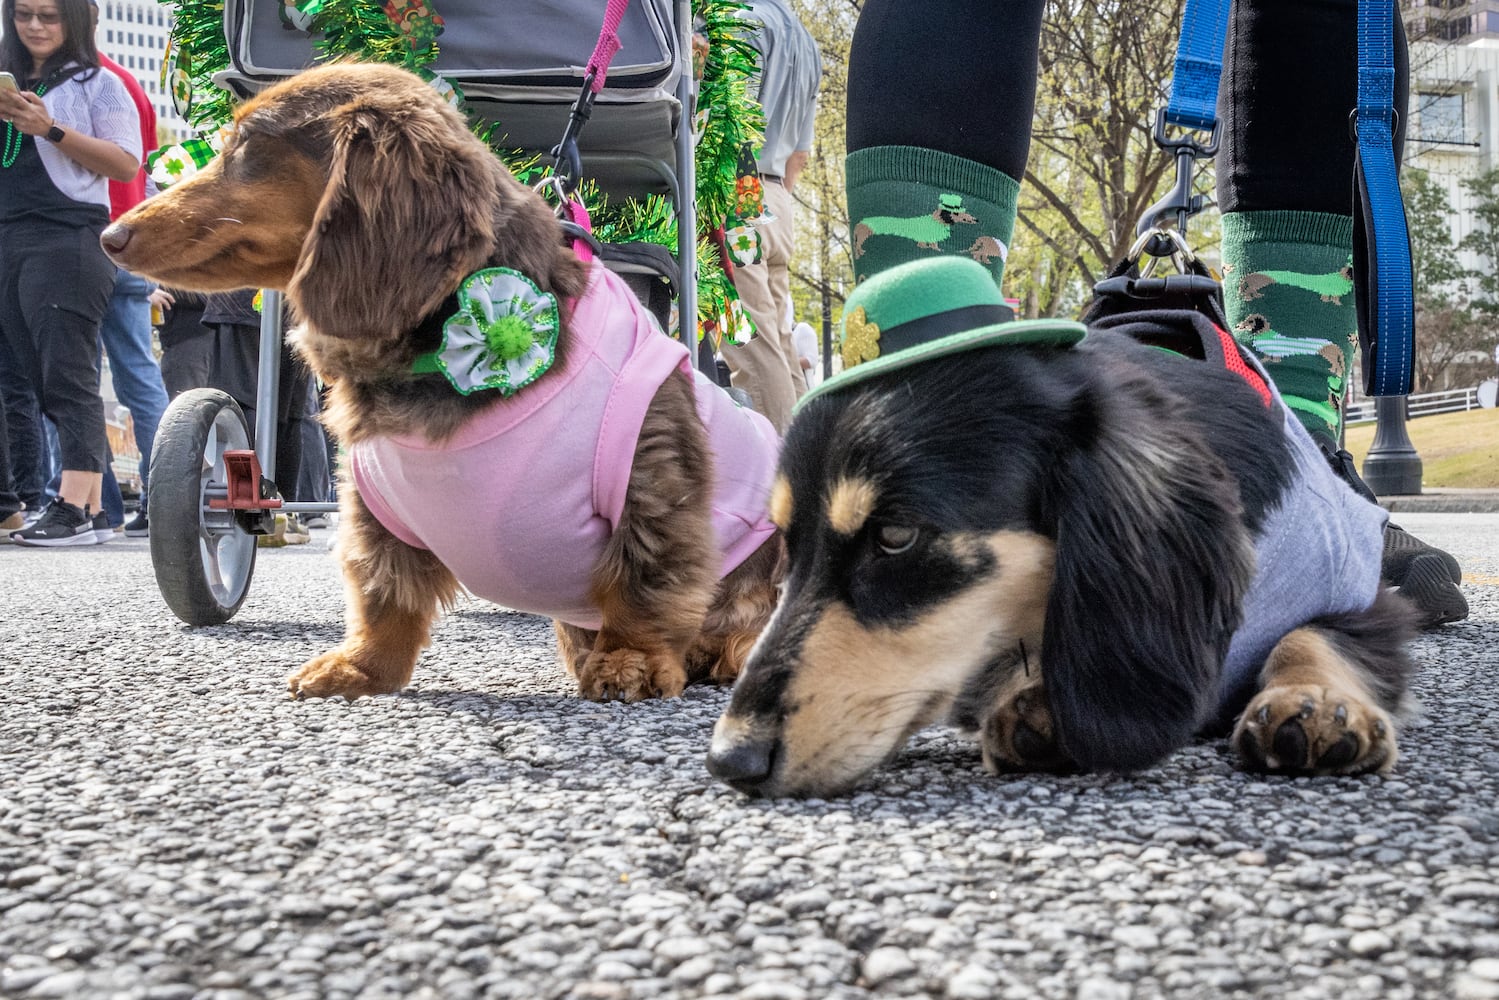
[760,173,783,184]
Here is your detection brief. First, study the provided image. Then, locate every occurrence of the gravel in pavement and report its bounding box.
[1,513,1495,999]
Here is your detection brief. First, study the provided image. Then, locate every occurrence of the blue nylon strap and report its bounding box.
[1356,0,1416,396]
[1164,0,1232,132]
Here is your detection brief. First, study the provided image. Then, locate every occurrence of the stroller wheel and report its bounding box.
[149,389,258,625]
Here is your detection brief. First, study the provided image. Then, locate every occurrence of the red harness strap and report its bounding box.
[1212,323,1272,408]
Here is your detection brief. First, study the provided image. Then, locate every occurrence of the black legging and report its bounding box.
[846,0,1406,218]
[846,0,1044,181]
[1218,0,1408,215]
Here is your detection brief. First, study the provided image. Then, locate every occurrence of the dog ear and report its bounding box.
[290,93,500,339]
[1039,377,1255,772]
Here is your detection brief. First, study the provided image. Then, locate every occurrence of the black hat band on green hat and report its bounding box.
[868,303,1014,358]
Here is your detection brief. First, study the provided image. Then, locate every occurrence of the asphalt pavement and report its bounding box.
[1,512,1496,1000]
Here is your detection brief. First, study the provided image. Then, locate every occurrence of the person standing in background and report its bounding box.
[0,389,23,538]
[92,0,169,538]
[1,0,142,546]
[791,318,819,388]
[151,286,209,398]
[720,0,821,433]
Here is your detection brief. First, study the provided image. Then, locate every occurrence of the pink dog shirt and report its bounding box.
[348,263,780,629]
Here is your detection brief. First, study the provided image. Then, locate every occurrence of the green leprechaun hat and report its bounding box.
[800,256,1087,407]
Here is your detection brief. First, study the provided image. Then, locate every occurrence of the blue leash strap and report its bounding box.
[1353,0,1415,396]
[1164,0,1232,132]
[1136,0,1227,236]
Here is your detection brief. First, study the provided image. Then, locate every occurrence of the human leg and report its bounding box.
[724,179,802,431]
[1217,0,1406,447]
[0,378,21,534]
[98,268,169,507]
[845,0,1046,286]
[0,336,44,511]
[7,225,114,545]
[159,324,213,399]
[1220,0,1464,625]
[760,181,806,398]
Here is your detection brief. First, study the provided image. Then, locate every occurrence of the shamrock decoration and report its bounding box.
[425,268,561,396]
[723,222,761,267]
[146,134,223,190]
[419,70,465,113]
[161,40,194,119]
[384,0,446,57]
[841,306,881,369]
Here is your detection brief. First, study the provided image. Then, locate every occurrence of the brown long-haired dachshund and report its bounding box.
[103,63,784,703]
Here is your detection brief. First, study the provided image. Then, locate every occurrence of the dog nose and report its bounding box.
[705,731,779,794]
[100,223,133,255]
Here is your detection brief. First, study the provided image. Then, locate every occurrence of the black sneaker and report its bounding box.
[93,510,118,544]
[124,509,149,537]
[10,500,98,547]
[1383,523,1468,628]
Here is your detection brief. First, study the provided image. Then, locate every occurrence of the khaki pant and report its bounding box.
[724,180,806,434]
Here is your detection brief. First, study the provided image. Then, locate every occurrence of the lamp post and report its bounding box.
[1360,395,1423,496]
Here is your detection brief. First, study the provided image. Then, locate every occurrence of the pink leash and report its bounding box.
[558,0,633,262]
[585,0,632,92]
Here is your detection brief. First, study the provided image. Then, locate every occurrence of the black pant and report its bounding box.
[1218,0,1408,215]
[846,0,1044,180]
[845,0,1405,216]
[0,219,114,475]
[0,375,19,518]
[207,323,314,503]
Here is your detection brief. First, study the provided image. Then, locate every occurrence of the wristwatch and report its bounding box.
[43,122,65,143]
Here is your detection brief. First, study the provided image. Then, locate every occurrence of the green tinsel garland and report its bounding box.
[156,0,762,332]
[300,0,422,70]
[693,0,764,233]
[164,0,233,132]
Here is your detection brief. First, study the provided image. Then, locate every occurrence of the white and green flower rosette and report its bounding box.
[147,136,218,189]
[412,268,561,396]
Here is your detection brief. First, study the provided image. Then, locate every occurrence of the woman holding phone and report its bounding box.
[0,0,141,545]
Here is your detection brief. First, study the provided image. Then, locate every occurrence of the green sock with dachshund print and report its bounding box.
[847,146,1019,289]
[1221,210,1358,447]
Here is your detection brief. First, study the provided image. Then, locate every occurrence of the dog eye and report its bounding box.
[875,524,918,555]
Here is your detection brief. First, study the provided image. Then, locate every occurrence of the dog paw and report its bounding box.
[1233,684,1397,775]
[979,679,1072,774]
[576,649,687,701]
[288,651,393,701]
[704,630,759,688]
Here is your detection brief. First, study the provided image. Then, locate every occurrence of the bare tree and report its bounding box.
[1021,0,1189,293]
[779,0,1196,325]
[783,0,857,342]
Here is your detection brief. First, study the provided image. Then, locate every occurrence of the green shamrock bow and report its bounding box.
[411,268,561,396]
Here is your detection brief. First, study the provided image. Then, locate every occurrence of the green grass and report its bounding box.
[1344,407,1499,489]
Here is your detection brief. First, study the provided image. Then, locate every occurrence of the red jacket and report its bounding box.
[99,54,157,221]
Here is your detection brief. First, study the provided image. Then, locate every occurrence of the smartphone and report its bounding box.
[0,71,20,94]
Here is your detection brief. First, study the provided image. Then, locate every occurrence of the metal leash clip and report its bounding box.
[532,174,572,217]
[1136,108,1219,240]
[549,68,599,199]
[1123,224,1198,279]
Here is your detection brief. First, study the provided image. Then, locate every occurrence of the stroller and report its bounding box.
[150,0,703,625]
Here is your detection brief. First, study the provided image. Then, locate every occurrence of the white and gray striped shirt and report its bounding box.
[33,64,142,209]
